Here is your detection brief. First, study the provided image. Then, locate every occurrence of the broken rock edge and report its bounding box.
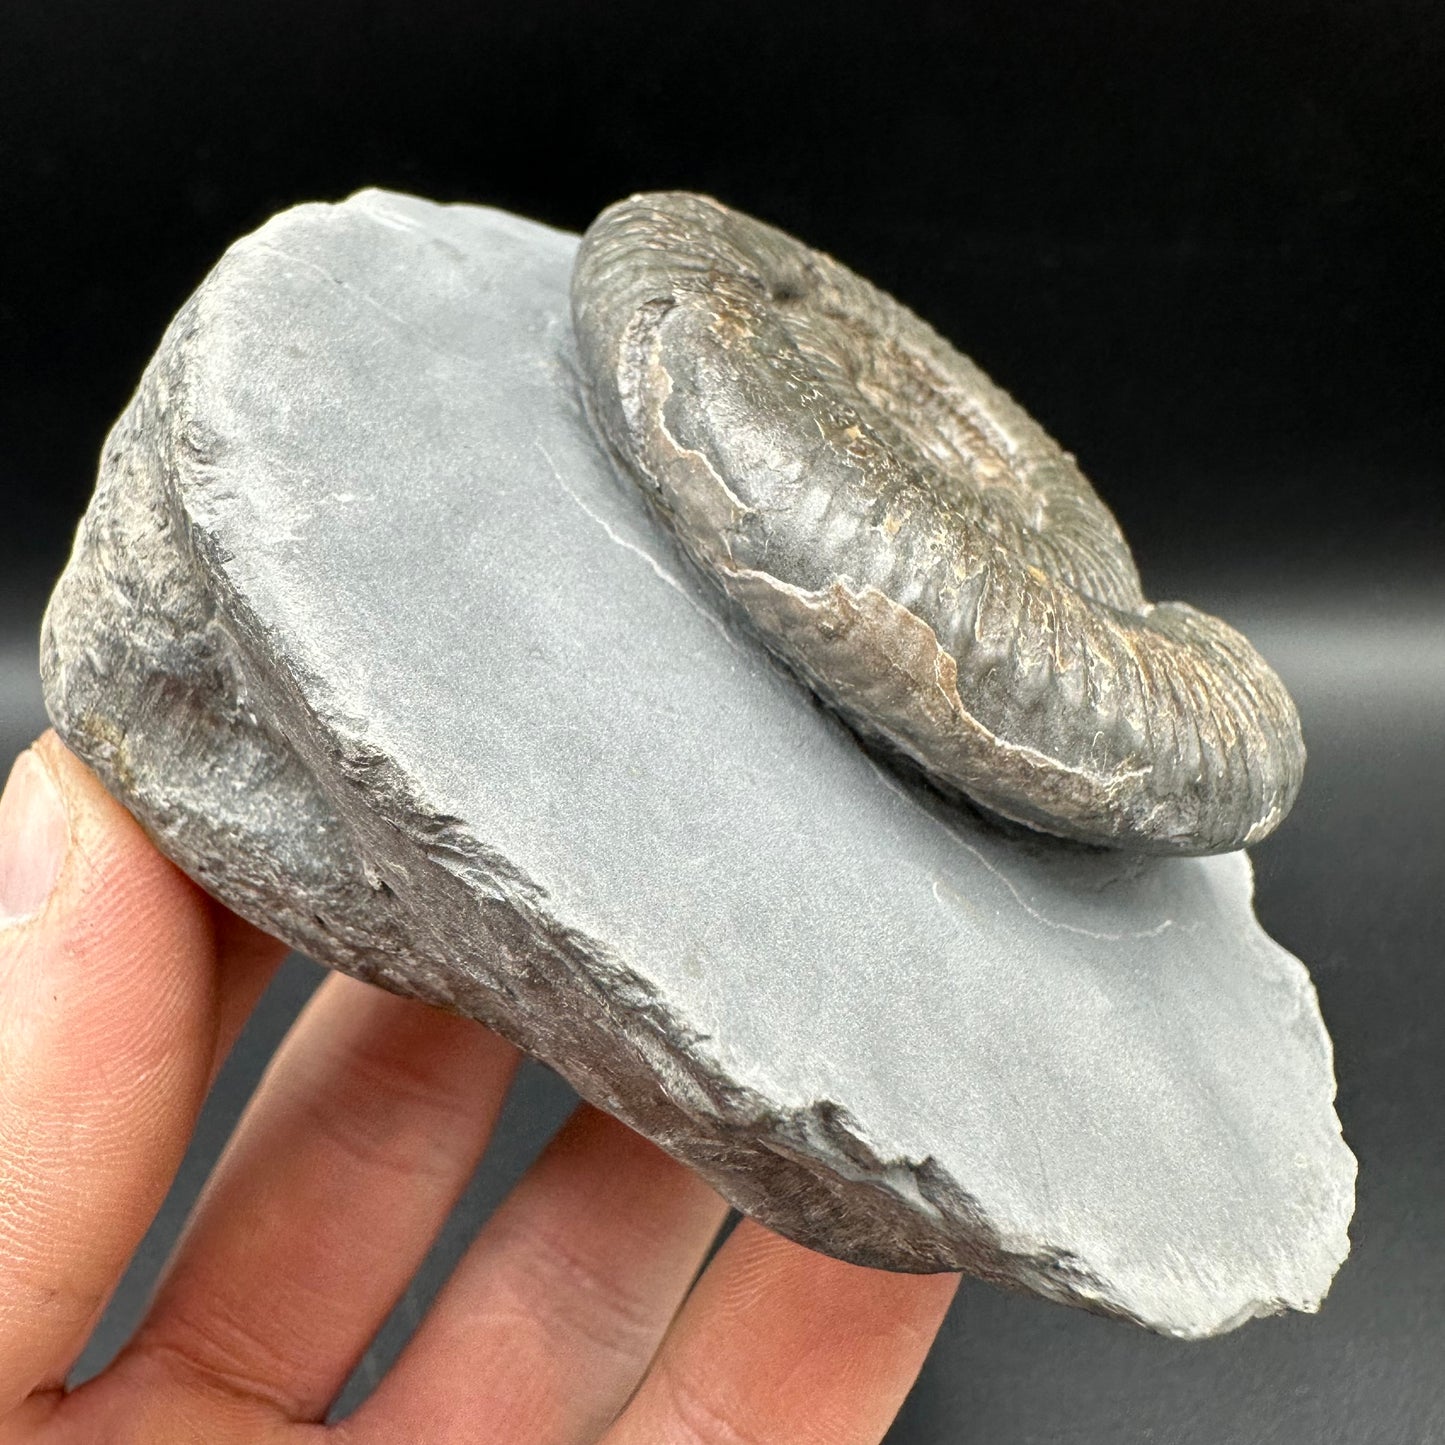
[42,233,1344,1341]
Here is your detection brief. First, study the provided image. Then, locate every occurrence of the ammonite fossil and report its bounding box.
[571,192,1304,854]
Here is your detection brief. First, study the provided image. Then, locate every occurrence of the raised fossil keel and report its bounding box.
[42,190,1354,1338]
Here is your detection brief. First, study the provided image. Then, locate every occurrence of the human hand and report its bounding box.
[0,733,959,1443]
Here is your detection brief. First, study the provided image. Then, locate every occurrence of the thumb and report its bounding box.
[0,733,271,1413]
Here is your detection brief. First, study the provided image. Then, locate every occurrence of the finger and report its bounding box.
[107,972,519,1424]
[348,1103,728,1444]
[603,1220,960,1445]
[205,904,290,1083]
[0,733,286,1413]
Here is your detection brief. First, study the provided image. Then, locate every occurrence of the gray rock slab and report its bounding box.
[41,189,1355,1339]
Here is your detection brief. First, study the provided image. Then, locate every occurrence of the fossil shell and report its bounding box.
[571,192,1304,854]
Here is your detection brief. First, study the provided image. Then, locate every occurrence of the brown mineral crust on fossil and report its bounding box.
[571,191,1306,855]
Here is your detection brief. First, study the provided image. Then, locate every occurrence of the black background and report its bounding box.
[1,2,1442,1440]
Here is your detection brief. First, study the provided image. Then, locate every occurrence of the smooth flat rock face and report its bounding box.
[41,190,1355,1339]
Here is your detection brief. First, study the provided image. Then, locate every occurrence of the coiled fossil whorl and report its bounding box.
[571,192,1304,854]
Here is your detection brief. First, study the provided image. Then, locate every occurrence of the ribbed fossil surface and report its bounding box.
[572,192,1304,854]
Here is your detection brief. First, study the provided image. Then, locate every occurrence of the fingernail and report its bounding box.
[0,749,69,928]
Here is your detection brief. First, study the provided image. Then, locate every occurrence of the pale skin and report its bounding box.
[0,732,960,1444]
